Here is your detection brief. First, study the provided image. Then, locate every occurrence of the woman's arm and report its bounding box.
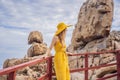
[66,52,73,56]
[46,36,57,56]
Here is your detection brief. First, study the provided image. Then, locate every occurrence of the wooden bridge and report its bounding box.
[0,49,120,80]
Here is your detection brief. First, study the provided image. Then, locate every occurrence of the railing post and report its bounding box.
[47,57,52,80]
[116,50,120,80]
[7,71,16,80]
[85,54,88,80]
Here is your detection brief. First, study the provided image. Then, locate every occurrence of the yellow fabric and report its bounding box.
[55,22,72,35]
[54,39,70,80]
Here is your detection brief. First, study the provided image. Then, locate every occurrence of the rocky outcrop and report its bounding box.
[2,31,48,80]
[69,31,120,69]
[68,32,119,80]
[90,61,117,80]
[2,55,47,80]
[27,43,47,57]
[70,0,114,50]
[71,72,84,80]
[67,0,119,80]
[96,64,116,78]
[27,31,47,57]
[28,31,43,44]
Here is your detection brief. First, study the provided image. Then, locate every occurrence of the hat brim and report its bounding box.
[55,24,72,35]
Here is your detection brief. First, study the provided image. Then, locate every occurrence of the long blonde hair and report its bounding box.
[57,29,66,46]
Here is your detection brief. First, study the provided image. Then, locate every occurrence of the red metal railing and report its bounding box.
[69,50,120,80]
[0,50,120,80]
[0,57,53,80]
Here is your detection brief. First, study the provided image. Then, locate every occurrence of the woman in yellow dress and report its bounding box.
[46,22,72,80]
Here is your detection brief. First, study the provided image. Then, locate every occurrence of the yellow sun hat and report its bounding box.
[55,22,73,35]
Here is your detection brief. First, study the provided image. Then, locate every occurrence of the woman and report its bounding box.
[46,22,72,80]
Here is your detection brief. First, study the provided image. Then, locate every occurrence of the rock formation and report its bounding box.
[70,0,114,50]
[28,31,43,44]
[2,56,48,80]
[67,0,120,80]
[1,31,48,80]
[27,31,47,57]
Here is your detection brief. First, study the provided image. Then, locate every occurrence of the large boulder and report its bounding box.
[71,72,84,80]
[75,31,120,53]
[69,31,120,69]
[28,31,43,44]
[27,43,47,57]
[71,0,114,50]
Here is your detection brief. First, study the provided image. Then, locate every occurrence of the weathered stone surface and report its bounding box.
[71,72,84,80]
[3,55,45,68]
[96,64,116,78]
[3,58,22,68]
[69,31,120,66]
[27,42,47,57]
[28,31,43,44]
[3,55,47,80]
[16,75,34,80]
[69,31,120,79]
[71,0,114,50]
[103,74,117,80]
[0,75,7,80]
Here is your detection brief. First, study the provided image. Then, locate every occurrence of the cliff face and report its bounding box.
[68,0,120,80]
[70,0,114,50]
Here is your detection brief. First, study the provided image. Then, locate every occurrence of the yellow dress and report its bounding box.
[54,40,70,80]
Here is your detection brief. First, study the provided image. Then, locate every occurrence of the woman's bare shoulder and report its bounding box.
[53,35,59,41]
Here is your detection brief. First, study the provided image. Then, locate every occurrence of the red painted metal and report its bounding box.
[116,50,120,80]
[0,57,47,75]
[70,63,116,73]
[0,57,52,80]
[47,57,52,80]
[85,54,88,80]
[8,71,16,80]
[0,50,120,80]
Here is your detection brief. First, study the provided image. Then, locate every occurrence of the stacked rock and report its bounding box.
[27,31,47,57]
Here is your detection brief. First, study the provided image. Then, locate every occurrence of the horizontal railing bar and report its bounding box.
[96,73,118,80]
[0,57,51,75]
[88,63,116,70]
[70,63,116,73]
[70,68,86,73]
[38,73,49,80]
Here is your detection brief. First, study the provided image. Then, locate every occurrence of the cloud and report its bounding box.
[112,0,120,30]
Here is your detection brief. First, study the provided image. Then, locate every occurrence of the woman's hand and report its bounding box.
[44,48,52,58]
[67,52,73,56]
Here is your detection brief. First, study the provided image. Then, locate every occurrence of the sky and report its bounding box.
[0,0,120,69]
